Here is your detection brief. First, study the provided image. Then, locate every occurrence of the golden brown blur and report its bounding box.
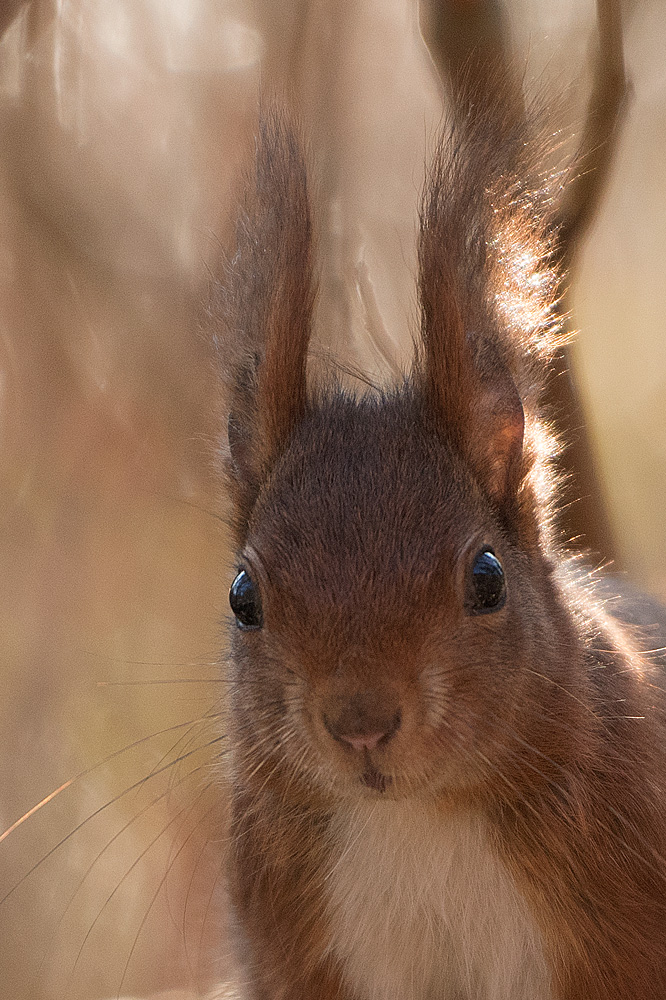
[0,2,664,999]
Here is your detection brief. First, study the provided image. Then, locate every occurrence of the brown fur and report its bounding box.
[215,110,316,544]
[216,104,666,1000]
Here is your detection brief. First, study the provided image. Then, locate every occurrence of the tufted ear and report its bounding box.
[416,94,559,509]
[417,265,524,505]
[217,110,316,533]
[417,176,525,506]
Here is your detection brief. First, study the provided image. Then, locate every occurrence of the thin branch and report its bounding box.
[419,0,523,123]
[557,0,628,270]
[0,0,27,39]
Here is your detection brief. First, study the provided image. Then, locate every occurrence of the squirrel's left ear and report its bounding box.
[418,274,525,505]
[416,100,559,510]
[417,188,525,506]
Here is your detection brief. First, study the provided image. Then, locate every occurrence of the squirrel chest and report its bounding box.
[324,802,553,1000]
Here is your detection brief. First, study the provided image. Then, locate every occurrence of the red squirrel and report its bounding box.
[215,102,666,1000]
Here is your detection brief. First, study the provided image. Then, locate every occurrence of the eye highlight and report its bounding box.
[229,569,263,630]
[469,548,506,614]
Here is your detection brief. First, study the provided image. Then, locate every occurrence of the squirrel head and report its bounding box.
[217,105,585,804]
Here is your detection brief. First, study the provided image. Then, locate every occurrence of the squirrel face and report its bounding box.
[228,388,580,804]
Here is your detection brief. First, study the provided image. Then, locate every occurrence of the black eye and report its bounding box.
[229,569,263,630]
[469,548,506,614]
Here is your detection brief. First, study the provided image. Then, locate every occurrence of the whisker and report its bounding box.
[115,793,219,999]
[0,780,75,847]
[98,678,225,686]
[523,668,602,720]
[0,716,218,850]
[67,778,210,990]
[181,820,219,979]
[196,819,229,975]
[0,736,225,906]
[36,761,208,981]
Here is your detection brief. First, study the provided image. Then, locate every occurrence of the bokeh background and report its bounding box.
[0,1,664,999]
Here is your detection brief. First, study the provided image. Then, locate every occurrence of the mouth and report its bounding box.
[360,764,392,793]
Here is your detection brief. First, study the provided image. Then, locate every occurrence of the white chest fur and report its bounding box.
[324,801,552,1000]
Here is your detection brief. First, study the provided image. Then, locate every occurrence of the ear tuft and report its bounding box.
[216,108,316,534]
[416,86,561,508]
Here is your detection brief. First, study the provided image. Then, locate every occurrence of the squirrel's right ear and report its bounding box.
[216,111,315,531]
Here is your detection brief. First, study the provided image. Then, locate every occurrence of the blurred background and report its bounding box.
[0,1,664,998]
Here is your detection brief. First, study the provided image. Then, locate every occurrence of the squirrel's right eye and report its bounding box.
[469,548,506,614]
[229,570,263,630]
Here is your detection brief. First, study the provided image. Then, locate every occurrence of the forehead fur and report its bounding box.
[247,388,495,612]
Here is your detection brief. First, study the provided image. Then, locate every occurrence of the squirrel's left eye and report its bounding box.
[469,548,506,614]
[229,570,263,630]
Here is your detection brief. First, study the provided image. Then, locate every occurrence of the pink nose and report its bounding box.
[338,731,387,753]
[325,707,402,753]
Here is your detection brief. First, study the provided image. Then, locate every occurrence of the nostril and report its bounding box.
[325,709,402,753]
[339,731,386,753]
[383,709,402,744]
